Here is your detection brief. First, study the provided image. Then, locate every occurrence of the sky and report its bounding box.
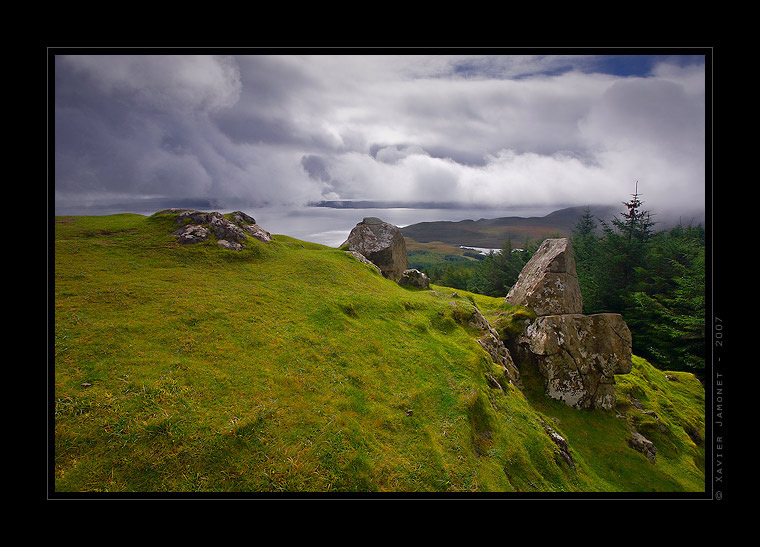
[53,51,708,219]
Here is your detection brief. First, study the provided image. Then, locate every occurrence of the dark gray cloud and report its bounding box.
[53,53,706,215]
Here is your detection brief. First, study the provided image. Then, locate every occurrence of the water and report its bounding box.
[53,201,558,248]
[252,205,557,247]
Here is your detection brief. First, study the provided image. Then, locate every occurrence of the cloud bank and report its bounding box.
[54,53,707,216]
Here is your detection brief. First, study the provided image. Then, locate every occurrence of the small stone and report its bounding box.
[399,269,430,289]
[628,428,657,463]
[217,239,244,251]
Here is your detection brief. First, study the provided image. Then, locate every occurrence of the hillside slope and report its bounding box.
[401,205,618,248]
[52,212,705,494]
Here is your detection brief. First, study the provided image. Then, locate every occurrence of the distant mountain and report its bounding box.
[401,205,619,248]
[310,200,475,209]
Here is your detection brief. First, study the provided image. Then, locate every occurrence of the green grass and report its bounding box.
[52,213,706,494]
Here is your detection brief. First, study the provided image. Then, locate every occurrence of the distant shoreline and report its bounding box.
[308,200,576,212]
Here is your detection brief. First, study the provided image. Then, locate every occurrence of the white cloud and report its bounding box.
[54,53,706,216]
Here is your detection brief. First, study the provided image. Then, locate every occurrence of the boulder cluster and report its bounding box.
[161,209,272,250]
[505,238,632,410]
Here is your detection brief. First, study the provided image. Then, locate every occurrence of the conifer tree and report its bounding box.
[595,183,656,310]
[572,206,601,313]
[611,181,656,244]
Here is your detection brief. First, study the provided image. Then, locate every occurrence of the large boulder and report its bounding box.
[516,313,632,409]
[505,238,582,316]
[341,217,408,282]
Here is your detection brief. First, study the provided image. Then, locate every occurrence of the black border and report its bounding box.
[44,44,721,502]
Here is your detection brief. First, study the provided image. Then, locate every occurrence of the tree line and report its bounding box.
[417,191,706,375]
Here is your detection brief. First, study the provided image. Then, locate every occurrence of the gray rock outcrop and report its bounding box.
[162,209,271,250]
[505,238,582,316]
[341,217,408,282]
[470,309,521,387]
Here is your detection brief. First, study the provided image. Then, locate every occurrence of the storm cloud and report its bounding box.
[53,53,707,216]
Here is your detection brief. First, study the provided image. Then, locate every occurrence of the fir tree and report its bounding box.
[611,181,656,244]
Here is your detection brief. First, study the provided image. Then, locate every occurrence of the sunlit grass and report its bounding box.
[52,213,705,494]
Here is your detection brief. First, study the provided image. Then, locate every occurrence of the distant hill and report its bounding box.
[401,205,619,248]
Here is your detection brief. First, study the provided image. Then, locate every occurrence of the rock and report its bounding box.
[684,424,703,446]
[516,313,632,409]
[242,223,272,243]
[628,427,657,463]
[540,419,575,470]
[217,239,243,251]
[229,211,257,225]
[345,251,382,275]
[229,211,272,242]
[174,209,216,226]
[470,309,521,387]
[341,217,408,282]
[399,268,430,289]
[505,238,582,316]
[210,215,247,243]
[173,224,211,244]
[478,330,521,387]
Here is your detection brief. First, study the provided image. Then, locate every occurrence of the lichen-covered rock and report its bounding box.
[172,224,210,244]
[399,268,430,289]
[229,211,272,242]
[242,223,272,243]
[505,238,582,316]
[217,239,244,251]
[340,217,408,282]
[210,215,247,243]
[516,313,632,409]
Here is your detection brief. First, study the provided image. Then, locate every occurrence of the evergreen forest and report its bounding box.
[410,192,706,376]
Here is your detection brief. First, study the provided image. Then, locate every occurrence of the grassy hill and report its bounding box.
[51,212,705,495]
